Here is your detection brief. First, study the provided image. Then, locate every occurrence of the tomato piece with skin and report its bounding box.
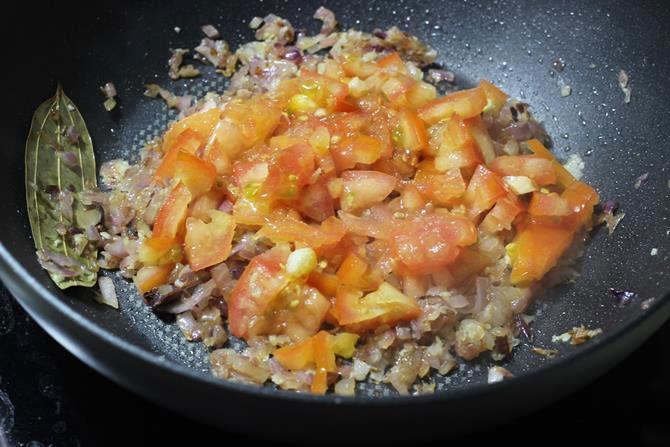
[464,116,496,164]
[480,80,509,115]
[161,108,221,154]
[336,251,382,292]
[526,139,576,188]
[308,271,339,298]
[332,283,421,333]
[311,330,336,394]
[173,151,217,198]
[134,264,174,294]
[508,218,575,285]
[396,109,429,152]
[331,134,383,171]
[264,284,331,342]
[413,163,466,206]
[390,213,477,274]
[480,193,524,233]
[561,180,599,228]
[463,165,507,219]
[266,143,316,201]
[188,190,224,222]
[446,248,493,287]
[528,191,571,217]
[435,116,484,171]
[376,52,406,73]
[296,178,335,222]
[184,210,236,271]
[256,214,347,250]
[417,85,488,125]
[152,182,193,240]
[154,129,202,182]
[228,245,292,339]
[489,155,557,186]
[340,170,397,212]
[138,237,181,266]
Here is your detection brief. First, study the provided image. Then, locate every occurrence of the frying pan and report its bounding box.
[2,0,669,442]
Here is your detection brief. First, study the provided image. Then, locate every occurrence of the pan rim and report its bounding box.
[1,242,668,405]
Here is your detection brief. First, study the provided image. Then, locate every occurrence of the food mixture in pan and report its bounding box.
[34,8,601,395]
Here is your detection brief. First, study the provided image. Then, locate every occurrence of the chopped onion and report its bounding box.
[201,24,220,39]
[487,366,513,383]
[96,276,119,309]
[161,279,216,314]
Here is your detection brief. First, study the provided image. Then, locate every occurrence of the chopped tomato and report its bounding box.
[308,271,339,298]
[267,143,316,201]
[134,264,174,294]
[381,75,417,107]
[138,237,181,266]
[174,151,217,198]
[480,80,509,115]
[463,165,507,219]
[332,283,420,333]
[406,81,437,109]
[341,56,378,79]
[161,108,221,154]
[336,251,383,292]
[480,193,524,233]
[152,182,192,240]
[435,116,483,171]
[273,337,315,370]
[376,52,406,73]
[331,134,383,171]
[446,248,493,287]
[189,190,224,222]
[414,163,466,206]
[154,129,202,181]
[390,213,477,274]
[508,218,575,285]
[228,245,292,339]
[396,109,428,152]
[528,191,571,217]
[311,330,336,394]
[296,178,335,222]
[340,170,397,212]
[464,116,496,164]
[184,210,236,271]
[561,180,599,228]
[417,85,488,125]
[257,214,347,249]
[490,155,557,186]
[526,139,576,188]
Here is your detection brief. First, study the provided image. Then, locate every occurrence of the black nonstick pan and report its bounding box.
[2,0,669,442]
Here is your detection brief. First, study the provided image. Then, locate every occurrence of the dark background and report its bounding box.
[1,281,668,446]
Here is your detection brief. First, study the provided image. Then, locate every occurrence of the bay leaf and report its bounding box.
[25,85,99,288]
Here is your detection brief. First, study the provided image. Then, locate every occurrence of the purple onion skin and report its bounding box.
[515,315,533,342]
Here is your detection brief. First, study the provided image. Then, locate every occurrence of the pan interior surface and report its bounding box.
[2,0,669,406]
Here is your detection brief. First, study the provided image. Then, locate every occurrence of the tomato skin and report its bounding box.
[184,210,236,271]
[228,245,292,339]
[490,155,557,186]
[340,170,397,212]
[152,182,193,240]
[390,213,477,274]
[463,165,507,219]
[417,85,488,125]
[174,151,217,198]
